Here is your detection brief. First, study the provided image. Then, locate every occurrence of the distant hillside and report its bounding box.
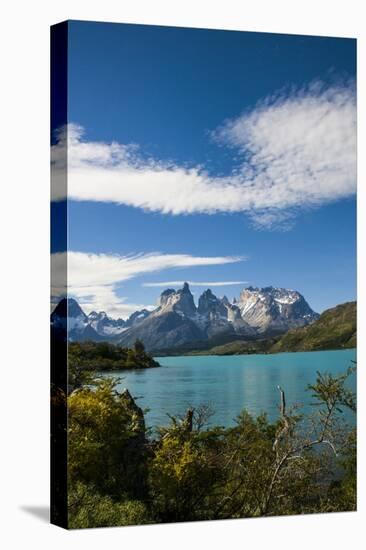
[270,301,356,353]
[187,338,277,356]
[188,302,356,356]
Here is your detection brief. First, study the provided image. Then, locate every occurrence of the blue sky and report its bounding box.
[52,21,356,317]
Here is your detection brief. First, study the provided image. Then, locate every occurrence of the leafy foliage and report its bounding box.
[67,340,159,392]
[66,363,356,528]
[68,378,148,498]
[68,482,151,528]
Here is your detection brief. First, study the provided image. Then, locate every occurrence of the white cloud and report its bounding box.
[51,251,244,318]
[51,81,356,228]
[214,81,356,226]
[143,280,247,287]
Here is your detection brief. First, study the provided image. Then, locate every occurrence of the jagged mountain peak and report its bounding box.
[51,297,87,320]
[237,286,318,333]
[199,288,216,300]
[125,309,151,327]
[51,283,319,350]
[159,288,177,307]
[198,288,224,315]
[161,288,176,296]
[157,282,196,317]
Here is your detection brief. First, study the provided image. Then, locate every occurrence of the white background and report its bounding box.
[0,1,365,548]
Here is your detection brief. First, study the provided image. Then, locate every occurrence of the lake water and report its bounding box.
[101,349,356,430]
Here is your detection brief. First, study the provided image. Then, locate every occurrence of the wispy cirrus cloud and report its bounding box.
[51,251,244,318]
[52,80,356,229]
[143,280,247,288]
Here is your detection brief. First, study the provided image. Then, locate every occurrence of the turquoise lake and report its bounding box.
[103,349,356,430]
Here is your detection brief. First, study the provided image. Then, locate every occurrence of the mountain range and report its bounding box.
[51,283,319,351]
[188,301,356,356]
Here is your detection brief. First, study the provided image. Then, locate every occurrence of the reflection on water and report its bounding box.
[99,349,356,430]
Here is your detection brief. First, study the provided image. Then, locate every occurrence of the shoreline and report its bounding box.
[153,346,357,359]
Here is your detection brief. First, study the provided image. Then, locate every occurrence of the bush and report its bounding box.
[68,483,151,528]
[66,364,357,527]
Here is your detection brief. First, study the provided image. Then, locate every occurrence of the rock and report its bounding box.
[121,388,146,434]
[237,286,319,334]
[51,284,319,351]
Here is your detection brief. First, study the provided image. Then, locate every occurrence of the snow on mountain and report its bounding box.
[155,282,197,318]
[124,309,151,327]
[118,283,258,350]
[51,284,319,349]
[87,310,127,337]
[237,286,319,333]
[51,298,151,342]
[51,298,100,341]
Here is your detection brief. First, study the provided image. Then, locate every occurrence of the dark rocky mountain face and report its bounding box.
[51,297,101,341]
[118,283,206,350]
[236,286,319,334]
[196,288,255,339]
[119,311,205,351]
[87,311,126,338]
[51,298,150,342]
[157,282,197,317]
[51,284,319,350]
[198,289,227,317]
[125,309,151,328]
[51,297,87,325]
[116,283,316,351]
